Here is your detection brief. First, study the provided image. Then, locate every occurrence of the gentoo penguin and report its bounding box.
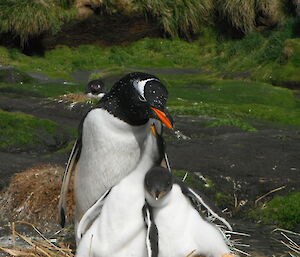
[144,167,234,257]
[85,79,106,99]
[58,72,173,232]
[75,124,162,257]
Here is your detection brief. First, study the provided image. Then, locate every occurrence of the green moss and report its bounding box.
[207,118,257,132]
[0,110,68,152]
[249,192,300,229]
[215,192,234,207]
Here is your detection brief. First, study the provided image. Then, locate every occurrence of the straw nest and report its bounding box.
[0,165,75,228]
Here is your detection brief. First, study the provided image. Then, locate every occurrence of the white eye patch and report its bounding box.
[133,78,160,101]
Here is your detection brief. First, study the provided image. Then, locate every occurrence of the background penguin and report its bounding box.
[58,72,173,236]
[85,79,106,99]
[75,124,163,257]
[144,167,234,257]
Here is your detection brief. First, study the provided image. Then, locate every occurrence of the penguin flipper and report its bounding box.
[77,189,110,240]
[175,179,232,231]
[58,138,81,227]
[143,202,158,257]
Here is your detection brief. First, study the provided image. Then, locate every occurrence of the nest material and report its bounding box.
[0,165,75,227]
[59,92,91,103]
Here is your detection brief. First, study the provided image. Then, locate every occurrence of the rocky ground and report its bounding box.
[0,72,299,256]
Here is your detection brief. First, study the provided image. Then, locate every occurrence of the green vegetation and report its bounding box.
[206,18,300,84]
[0,110,71,152]
[250,192,300,229]
[161,74,300,127]
[3,40,201,78]
[215,192,235,208]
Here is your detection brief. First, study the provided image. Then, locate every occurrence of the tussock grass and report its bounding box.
[216,0,256,33]
[0,0,75,46]
[134,0,213,38]
[1,0,298,46]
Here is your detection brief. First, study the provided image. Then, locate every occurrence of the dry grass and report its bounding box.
[0,165,75,227]
[0,221,74,257]
[256,0,285,26]
[134,0,213,38]
[75,0,102,19]
[273,228,300,256]
[216,0,286,32]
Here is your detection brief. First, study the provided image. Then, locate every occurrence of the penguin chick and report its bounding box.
[145,167,233,257]
[85,79,106,99]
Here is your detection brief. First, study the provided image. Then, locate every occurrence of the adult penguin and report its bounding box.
[144,167,234,257]
[58,72,173,231]
[85,79,106,99]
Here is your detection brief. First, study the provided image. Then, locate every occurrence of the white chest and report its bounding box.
[75,108,151,217]
[76,128,159,257]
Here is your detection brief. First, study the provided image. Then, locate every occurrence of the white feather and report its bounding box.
[133,78,160,101]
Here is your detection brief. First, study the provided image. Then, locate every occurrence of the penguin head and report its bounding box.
[100,72,173,127]
[145,166,173,204]
[86,79,106,99]
[111,72,173,128]
[130,72,173,129]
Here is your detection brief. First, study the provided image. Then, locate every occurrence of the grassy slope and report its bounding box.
[0,110,73,152]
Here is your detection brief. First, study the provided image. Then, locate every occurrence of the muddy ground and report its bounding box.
[0,73,299,256]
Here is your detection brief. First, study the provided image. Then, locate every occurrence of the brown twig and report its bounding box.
[255,185,286,205]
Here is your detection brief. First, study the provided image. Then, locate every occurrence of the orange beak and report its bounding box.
[151,107,173,129]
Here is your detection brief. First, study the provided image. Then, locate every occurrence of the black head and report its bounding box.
[86,79,106,96]
[145,167,173,200]
[99,72,173,128]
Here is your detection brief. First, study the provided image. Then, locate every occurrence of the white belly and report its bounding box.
[76,128,159,257]
[154,185,230,257]
[75,108,151,220]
